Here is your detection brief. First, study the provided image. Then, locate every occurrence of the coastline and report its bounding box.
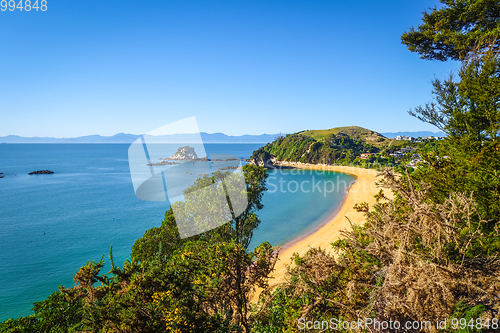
[276,175,356,254]
[262,164,390,291]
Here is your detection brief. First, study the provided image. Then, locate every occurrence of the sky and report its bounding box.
[0,0,459,137]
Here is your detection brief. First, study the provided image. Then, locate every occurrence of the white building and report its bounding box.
[395,135,413,141]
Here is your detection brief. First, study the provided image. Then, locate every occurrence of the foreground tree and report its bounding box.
[409,47,500,254]
[131,163,269,261]
[401,0,500,61]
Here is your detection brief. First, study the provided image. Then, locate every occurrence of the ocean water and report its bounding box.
[0,143,353,321]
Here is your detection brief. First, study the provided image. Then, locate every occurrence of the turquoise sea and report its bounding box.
[0,143,354,321]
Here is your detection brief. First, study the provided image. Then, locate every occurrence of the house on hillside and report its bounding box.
[407,158,424,168]
[360,153,373,159]
[395,135,413,141]
[390,152,404,159]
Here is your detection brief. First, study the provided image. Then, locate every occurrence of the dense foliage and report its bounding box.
[401,0,500,61]
[251,130,441,170]
[251,132,378,166]
[410,47,500,255]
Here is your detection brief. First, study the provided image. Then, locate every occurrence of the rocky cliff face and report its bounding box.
[250,156,277,168]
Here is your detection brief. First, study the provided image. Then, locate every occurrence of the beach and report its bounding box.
[261,164,389,291]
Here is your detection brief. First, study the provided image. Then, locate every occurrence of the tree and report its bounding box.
[125,163,273,332]
[0,291,84,333]
[401,0,500,61]
[408,47,500,254]
[131,163,268,262]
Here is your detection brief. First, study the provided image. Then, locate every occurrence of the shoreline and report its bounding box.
[259,164,389,293]
[276,176,357,253]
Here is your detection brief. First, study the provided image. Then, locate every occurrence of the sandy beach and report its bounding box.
[260,164,389,293]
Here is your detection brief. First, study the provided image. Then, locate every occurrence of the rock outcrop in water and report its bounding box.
[148,146,243,166]
[250,155,278,169]
[147,160,180,166]
[168,146,200,160]
[28,170,54,175]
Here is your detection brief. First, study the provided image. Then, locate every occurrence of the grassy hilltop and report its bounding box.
[252,125,436,167]
[300,126,388,147]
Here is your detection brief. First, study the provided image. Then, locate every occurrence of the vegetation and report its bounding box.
[251,126,439,168]
[301,126,389,147]
[253,169,499,332]
[401,0,500,61]
[251,131,373,165]
[410,46,500,255]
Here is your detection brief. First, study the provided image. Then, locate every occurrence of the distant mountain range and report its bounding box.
[0,131,445,144]
[0,133,280,144]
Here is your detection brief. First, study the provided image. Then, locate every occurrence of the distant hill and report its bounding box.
[251,126,443,167]
[381,131,446,138]
[301,126,388,147]
[0,133,279,144]
[252,126,385,166]
[0,133,141,143]
[302,126,385,140]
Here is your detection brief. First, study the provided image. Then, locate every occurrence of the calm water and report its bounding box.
[0,143,353,321]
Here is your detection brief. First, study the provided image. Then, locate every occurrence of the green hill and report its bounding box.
[300,126,388,147]
[251,126,384,166]
[251,126,433,167]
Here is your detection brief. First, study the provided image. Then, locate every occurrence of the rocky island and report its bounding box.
[147,146,208,166]
[219,166,239,170]
[147,160,180,166]
[166,146,201,160]
[28,170,54,175]
[147,146,242,166]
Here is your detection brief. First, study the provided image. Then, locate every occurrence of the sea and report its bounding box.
[0,143,354,321]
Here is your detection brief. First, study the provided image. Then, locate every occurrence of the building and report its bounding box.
[360,153,373,159]
[390,152,404,159]
[407,158,424,168]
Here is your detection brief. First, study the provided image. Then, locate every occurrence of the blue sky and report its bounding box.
[0,0,459,137]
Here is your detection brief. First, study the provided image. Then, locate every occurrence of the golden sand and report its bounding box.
[254,165,389,300]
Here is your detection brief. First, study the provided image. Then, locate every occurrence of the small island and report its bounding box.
[147,146,244,167]
[28,170,54,175]
[167,146,200,160]
[219,166,239,170]
[147,160,180,166]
